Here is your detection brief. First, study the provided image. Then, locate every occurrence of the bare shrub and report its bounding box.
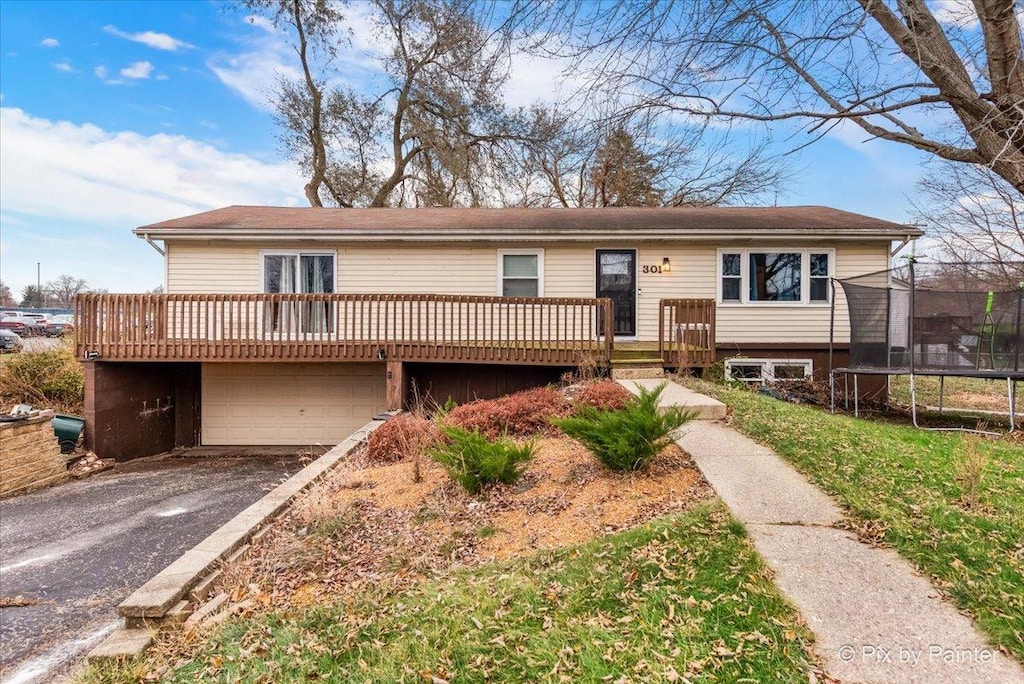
[366,413,440,464]
[445,386,569,439]
[0,339,84,413]
[574,380,632,412]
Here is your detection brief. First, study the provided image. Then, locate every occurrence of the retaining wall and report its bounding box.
[0,411,67,497]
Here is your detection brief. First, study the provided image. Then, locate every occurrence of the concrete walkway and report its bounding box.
[674,419,1024,684]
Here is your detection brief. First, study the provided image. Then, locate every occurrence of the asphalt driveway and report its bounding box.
[0,454,303,683]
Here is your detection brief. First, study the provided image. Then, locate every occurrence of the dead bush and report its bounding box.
[574,380,632,412]
[366,413,440,464]
[0,339,84,414]
[445,386,569,439]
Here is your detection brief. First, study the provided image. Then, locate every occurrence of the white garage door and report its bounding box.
[202,363,386,446]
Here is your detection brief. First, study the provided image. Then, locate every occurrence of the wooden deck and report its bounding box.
[75,294,717,367]
[75,293,616,365]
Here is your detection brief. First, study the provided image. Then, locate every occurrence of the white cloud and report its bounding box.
[0,107,305,228]
[208,28,301,110]
[211,10,382,111]
[94,65,107,79]
[931,0,980,28]
[40,37,59,48]
[52,60,74,73]
[103,24,193,51]
[155,73,169,81]
[120,61,154,80]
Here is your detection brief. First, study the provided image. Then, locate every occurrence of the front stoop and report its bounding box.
[615,378,727,420]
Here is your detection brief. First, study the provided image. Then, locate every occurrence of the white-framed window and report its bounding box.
[260,250,337,333]
[717,249,833,305]
[498,249,544,297]
[261,251,336,294]
[726,358,814,383]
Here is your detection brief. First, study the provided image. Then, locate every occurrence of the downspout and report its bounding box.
[142,233,166,257]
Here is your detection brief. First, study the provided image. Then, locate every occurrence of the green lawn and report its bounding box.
[82,504,821,683]
[889,374,1021,415]
[688,379,1024,661]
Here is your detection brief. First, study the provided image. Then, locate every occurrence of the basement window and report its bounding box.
[725,358,813,383]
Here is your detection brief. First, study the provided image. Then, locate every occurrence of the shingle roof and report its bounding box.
[135,205,921,240]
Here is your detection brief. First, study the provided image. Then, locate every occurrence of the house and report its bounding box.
[76,206,921,460]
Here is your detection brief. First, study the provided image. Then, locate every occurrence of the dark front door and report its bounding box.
[596,250,637,336]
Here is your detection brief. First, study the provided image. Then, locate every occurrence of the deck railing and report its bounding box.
[658,299,716,368]
[75,293,614,365]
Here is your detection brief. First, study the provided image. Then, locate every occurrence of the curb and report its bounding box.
[87,415,388,662]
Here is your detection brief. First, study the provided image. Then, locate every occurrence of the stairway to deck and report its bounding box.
[611,342,666,379]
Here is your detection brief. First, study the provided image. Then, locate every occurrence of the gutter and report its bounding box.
[133,229,924,243]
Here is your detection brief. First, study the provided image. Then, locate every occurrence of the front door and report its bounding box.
[596,250,637,336]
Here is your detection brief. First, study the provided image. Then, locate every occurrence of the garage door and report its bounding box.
[202,363,386,446]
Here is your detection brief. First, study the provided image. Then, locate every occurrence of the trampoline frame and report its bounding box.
[828,258,1023,434]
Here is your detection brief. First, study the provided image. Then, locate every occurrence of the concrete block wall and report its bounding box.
[0,411,68,497]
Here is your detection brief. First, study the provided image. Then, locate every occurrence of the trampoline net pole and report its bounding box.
[829,278,836,413]
[910,259,918,427]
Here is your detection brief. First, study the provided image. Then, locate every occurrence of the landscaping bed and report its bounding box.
[80,381,825,683]
[685,378,1024,663]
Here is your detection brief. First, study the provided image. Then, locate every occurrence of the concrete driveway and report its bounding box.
[0,454,303,683]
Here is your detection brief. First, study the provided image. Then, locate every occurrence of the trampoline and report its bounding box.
[829,259,1023,432]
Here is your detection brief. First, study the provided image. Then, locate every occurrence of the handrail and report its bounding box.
[658,298,716,368]
[75,293,614,365]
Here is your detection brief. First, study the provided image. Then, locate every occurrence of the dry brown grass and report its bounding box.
[192,435,713,629]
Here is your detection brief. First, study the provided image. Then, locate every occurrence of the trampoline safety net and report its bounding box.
[838,269,1023,375]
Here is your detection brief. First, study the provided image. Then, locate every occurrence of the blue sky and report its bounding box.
[0,0,933,297]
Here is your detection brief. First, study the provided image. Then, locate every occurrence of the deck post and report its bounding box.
[386,360,406,411]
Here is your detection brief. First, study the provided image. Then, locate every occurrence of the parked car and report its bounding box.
[49,314,75,336]
[0,315,42,337]
[21,313,56,336]
[0,328,23,352]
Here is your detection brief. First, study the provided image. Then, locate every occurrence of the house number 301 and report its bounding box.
[641,264,666,274]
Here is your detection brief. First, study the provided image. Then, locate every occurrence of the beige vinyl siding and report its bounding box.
[166,240,890,345]
[166,242,261,293]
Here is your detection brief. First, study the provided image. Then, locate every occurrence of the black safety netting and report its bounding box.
[838,267,1024,375]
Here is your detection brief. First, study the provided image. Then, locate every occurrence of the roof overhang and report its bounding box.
[136,227,923,243]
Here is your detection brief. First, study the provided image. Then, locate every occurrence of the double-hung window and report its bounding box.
[499,250,543,297]
[719,249,832,304]
[262,251,336,332]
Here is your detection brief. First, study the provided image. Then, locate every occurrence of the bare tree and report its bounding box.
[46,275,88,308]
[0,281,13,308]
[506,105,784,207]
[257,0,526,208]
[510,0,1024,194]
[912,159,1024,288]
[246,0,345,207]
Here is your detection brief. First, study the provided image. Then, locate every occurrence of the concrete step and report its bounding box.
[615,378,726,420]
[88,628,154,662]
[611,349,663,360]
[613,367,666,380]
